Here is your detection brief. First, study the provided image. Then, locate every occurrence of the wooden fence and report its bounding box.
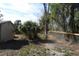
[49,31,79,36]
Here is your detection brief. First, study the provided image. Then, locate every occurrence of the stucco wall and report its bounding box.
[0,25,1,40]
[0,22,14,42]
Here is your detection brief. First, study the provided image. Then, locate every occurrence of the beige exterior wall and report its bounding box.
[0,22,14,42]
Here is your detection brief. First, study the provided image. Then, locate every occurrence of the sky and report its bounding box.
[0,0,44,24]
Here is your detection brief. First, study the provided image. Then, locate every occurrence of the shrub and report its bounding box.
[20,21,40,40]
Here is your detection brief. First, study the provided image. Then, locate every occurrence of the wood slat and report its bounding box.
[49,31,79,36]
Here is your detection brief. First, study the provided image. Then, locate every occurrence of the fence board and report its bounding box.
[49,31,79,36]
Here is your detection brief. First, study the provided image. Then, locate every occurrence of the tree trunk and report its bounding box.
[43,3,48,40]
[62,4,69,41]
[69,4,77,43]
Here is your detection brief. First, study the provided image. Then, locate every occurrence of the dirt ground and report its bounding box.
[45,33,79,56]
[0,34,29,56]
[0,33,79,56]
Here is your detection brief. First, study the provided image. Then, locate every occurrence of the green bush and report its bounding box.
[20,21,40,40]
[38,33,46,40]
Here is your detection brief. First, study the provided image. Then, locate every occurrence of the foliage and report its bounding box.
[54,47,74,56]
[48,3,79,42]
[20,21,40,40]
[19,44,75,56]
[19,44,65,56]
[39,13,50,31]
[48,4,64,31]
[49,3,62,19]
[38,33,46,40]
[74,10,79,32]
[19,44,48,56]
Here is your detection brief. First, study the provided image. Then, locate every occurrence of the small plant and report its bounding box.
[38,33,46,40]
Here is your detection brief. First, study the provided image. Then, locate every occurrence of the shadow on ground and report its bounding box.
[39,40,56,43]
[31,37,56,44]
[0,39,29,50]
[0,36,56,50]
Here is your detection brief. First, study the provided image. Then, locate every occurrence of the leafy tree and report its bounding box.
[48,3,69,31]
[48,3,79,42]
[39,13,50,32]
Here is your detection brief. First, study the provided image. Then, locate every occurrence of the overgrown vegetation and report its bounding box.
[19,21,40,40]
[54,47,75,56]
[48,3,79,43]
[19,43,76,56]
[10,3,79,56]
[14,3,79,43]
[19,44,67,56]
[19,44,48,56]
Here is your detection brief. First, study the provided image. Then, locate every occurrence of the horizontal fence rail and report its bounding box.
[49,31,79,36]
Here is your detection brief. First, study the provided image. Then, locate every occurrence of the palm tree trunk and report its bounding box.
[43,3,48,40]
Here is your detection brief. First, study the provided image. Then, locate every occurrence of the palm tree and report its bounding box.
[43,3,48,40]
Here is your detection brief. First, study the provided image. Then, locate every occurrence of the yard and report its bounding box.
[0,3,79,56]
[0,33,79,56]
